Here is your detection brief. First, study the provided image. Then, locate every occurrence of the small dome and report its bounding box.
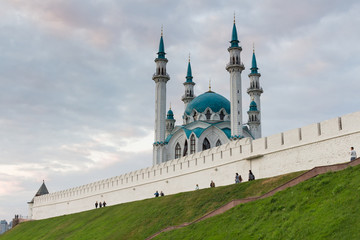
[185,91,230,115]
[249,100,258,111]
[167,109,174,119]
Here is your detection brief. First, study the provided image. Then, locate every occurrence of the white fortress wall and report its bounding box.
[31,111,360,220]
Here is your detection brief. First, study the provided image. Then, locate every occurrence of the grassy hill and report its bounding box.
[156,165,360,240]
[0,171,302,240]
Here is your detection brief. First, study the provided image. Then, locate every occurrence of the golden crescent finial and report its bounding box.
[234,12,236,23]
[253,42,255,53]
[209,78,212,91]
[161,25,163,36]
[169,102,172,110]
[189,53,190,62]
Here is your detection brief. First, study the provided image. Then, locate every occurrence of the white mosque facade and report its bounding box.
[153,21,263,165]
[27,20,360,220]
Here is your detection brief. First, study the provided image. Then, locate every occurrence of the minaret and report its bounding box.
[166,106,176,137]
[247,46,263,138]
[247,98,261,139]
[226,17,245,139]
[181,55,195,109]
[152,28,170,165]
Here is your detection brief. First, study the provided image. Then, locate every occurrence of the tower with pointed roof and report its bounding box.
[181,56,196,110]
[152,28,170,165]
[247,47,263,138]
[166,106,175,137]
[226,18,245,139]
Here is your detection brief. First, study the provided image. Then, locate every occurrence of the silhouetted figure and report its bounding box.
[249,170,255,181]
[154,191,159,197]
[160,191,164,197]
[103,201,106,207]
[210,180,215,188]
[99,202,102,208]
[95,201,98,209]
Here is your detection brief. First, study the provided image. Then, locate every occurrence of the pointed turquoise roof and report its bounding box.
[249,100,258,111]
[167,108,174,120]
[250,51,258,74]
[230,23,239,48]
[157,35,166,59]
[186,60,193,82]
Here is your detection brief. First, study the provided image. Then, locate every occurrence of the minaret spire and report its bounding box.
[182,54,195,111]
[152,28,170,165]
[247,45,263,139]
[226,18,245,139]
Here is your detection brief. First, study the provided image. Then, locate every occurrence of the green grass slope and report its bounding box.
[156,165,360,240]
[0,171,302,240]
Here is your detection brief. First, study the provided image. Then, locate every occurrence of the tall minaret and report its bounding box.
[152,28,170,165]
[247,46,263,138]
[181,55,195,109]
[226,17,245,139]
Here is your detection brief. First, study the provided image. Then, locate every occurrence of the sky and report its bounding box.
[0,0,359,223]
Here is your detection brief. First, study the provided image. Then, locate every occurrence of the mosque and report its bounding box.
[152,20,263,165]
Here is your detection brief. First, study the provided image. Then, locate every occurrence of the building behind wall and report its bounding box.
[0,220,8,235]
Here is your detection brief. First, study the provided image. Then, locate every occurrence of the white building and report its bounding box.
[153,20,263,165]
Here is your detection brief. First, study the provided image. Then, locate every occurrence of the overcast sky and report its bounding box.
[0,0,359,223]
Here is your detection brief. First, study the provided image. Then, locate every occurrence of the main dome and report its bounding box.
[185,91,230,115]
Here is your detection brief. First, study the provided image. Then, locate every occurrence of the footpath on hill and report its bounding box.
[154,161,360,240]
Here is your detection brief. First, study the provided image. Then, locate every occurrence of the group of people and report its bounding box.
[154,190,165,197]
[95,200,107,208]
[235,170,255,183]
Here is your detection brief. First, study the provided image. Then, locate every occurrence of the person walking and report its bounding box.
[248,170,255,181]
[235,173,240,183]
[154,191,159,197]
[210,180,215,188]
[350,147,357,161]
[195,184,199,190]
[95,201,98,209]
[103,201,106,207]
[160,191,164,197]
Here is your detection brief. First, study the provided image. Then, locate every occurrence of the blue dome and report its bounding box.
[167,109,174,119]
[185,91,230,115]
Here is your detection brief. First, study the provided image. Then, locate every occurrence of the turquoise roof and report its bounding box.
[157,36,166,59]
[185,91,230,115]
[250,51,258,74]
[230,23,239,48]
[186,61,193,82]
[167,109,174,119]
[249,100,258,111]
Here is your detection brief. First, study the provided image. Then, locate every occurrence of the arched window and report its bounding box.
[183,140,188,156]
[205,110,211,120]
[236,56,239,64]
[157,68,160,75]
[175,143,181,159]
[216,139,222,147]
[232,56,235,64]
[219,111,225,121]
[203,138,211,151]
[161,68,164,75]
[190,135,196,154]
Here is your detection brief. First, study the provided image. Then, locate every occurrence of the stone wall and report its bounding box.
[30,111,360,220]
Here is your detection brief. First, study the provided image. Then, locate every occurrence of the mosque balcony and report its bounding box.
[247,87,263,94]
[152,73,170,81]
[226,62,245,71]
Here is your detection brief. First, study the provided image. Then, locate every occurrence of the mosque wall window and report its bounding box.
[190,135,196,154]
[183,140,188,156]
[175,143,181,159]
[205,110,211,120]
[202,138,211,151]
[216,139,222,147]
[219,111,225,120]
